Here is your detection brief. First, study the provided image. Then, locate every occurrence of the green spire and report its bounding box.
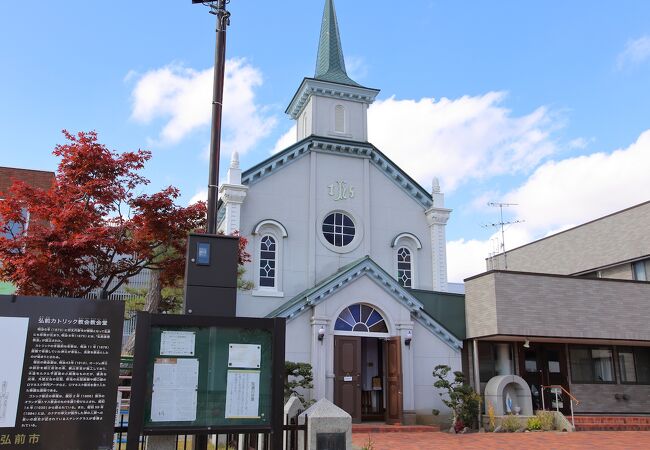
[315,0,359,86]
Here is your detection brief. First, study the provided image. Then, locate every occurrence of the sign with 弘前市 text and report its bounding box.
[0,295,124,450]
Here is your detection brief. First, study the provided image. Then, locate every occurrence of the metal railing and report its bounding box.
[541,385,580,426]
[113,411,307,450]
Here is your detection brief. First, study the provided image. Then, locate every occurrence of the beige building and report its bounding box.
[464,201,650,415]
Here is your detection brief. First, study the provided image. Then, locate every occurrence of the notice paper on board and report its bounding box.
[228,343,261,368]
[151,358,199,422]
[225,370,260,419]
[160,330,196,356]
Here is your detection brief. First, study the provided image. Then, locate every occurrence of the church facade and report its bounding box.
[218,0,463,424]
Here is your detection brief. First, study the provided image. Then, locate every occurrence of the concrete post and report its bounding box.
[298,398,352,450]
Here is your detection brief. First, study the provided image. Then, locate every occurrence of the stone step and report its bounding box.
[576,424,650,431]
[573,416,650,431]
[573,416,650,425]
[352,424,440,433]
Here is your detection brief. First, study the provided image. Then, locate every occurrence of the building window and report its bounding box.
[618,347,650,384]
[322,212,355,247]
[334,105,345,133]
[335,304,388,333]
[259,235,276,288]
[252,219,287,297]
[569,346,615,383]
[397,247,412,288]
[633,260,648,281]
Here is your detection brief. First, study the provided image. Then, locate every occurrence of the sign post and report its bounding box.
[127,313,285,450]
[0,295,124,450]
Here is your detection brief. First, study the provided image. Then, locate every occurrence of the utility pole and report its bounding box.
[193,0,231,234]
[483,202,524,270]
[187,4,231,450]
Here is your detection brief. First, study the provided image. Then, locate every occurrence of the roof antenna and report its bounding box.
[483,202,524,270]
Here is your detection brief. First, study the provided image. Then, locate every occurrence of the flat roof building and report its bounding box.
[464,201,650,416]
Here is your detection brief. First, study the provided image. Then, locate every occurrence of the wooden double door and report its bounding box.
[518,343,571,414]
[334,336,403,423]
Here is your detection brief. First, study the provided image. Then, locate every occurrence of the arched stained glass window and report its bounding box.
[259,235,276,287]
[397,247,412,288]
[335,304,388,333]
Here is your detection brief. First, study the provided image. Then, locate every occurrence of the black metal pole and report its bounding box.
[198,2,230,446]
[206,0,230,234]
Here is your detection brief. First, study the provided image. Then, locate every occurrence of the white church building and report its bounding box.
[218,0,463,424]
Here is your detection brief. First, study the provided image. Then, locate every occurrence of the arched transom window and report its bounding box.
[335,304,388,333]
[397,247,412,288]
[259,235,276,287]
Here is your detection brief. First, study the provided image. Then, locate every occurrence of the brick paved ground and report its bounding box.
[352,431,650,450]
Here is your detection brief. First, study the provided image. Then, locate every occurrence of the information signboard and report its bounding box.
[127,313,285,449]
[0,295,124,450]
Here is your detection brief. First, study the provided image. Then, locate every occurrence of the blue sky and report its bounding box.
[2,0,650,281]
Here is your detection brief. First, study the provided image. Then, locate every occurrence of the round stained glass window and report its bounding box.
[322,212,355,247]
[335,304,388,333]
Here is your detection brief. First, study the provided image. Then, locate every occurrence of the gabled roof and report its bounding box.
[315,0,359,87]
[241,135,433,210]
[266,256,462,351]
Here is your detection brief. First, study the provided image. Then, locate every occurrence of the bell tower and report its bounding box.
[286,0,380,143]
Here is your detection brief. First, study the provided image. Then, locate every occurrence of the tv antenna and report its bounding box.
[483,202,524,270]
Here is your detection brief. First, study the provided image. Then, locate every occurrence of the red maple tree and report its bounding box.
[0,130,212,299]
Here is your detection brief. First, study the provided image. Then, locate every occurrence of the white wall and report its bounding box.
[411,320,461,417]
[237,148,436,317]
[298,96,368,142]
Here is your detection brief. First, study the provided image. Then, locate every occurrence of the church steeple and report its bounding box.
[285,0,379,142]
[314,0,359,86]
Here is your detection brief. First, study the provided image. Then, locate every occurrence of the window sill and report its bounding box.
[252,289,284,298]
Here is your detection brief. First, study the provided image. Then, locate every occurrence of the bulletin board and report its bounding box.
[126,313,285,444]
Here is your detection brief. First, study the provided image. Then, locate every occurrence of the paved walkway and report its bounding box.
[352,431,650,449]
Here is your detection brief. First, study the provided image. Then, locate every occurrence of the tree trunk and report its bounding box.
[122,269,162,355]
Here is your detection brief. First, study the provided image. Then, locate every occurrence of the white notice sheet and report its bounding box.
[160,330,196,356]
[225,370,260,419]
[151,358,199,422]
[228,343,261,369]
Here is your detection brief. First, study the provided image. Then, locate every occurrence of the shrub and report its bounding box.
[284,361,314,406]
[501,414,522,432]
[536,410,554,431]
[432,365,481,429]
[526,415,542,431]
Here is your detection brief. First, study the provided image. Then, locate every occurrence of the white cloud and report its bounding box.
[617,35,650,69]
[130,59,277,154]
[505,129,650,234]
[269,91,560,191]
[447,129,650,282]
[189,189,207,205]
[367,92,560,191]
[568,137,590,149]
[271,125,297,154]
